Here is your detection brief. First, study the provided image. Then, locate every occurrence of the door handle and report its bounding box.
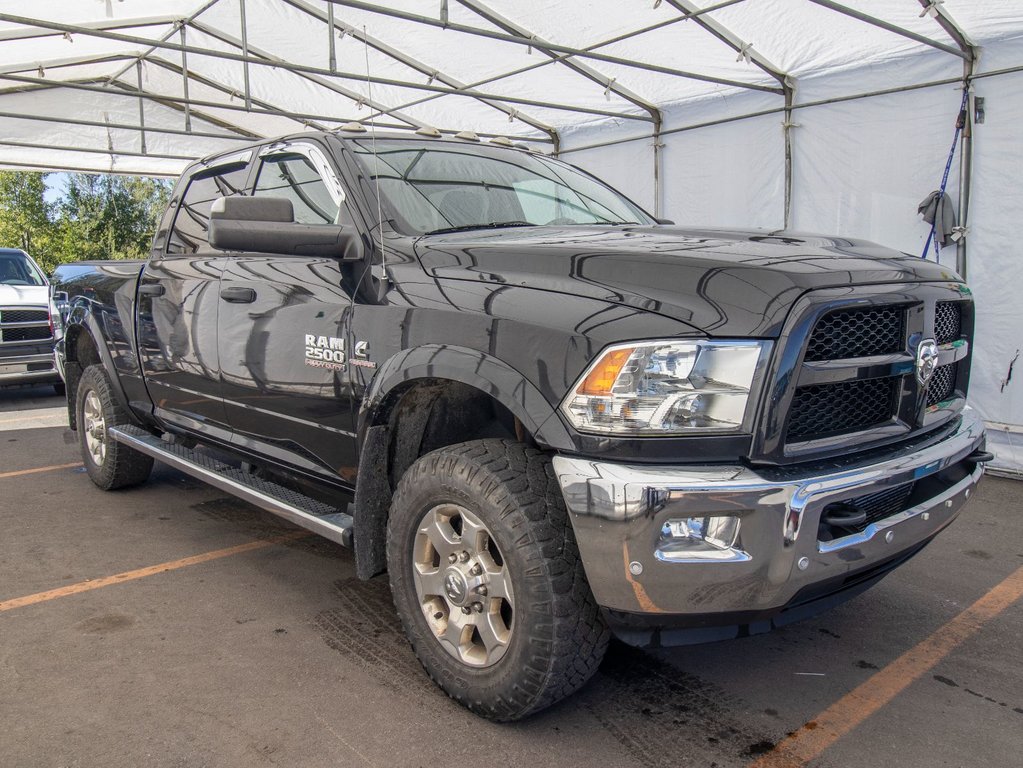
[138,283,165,297]
[220,286,257,304]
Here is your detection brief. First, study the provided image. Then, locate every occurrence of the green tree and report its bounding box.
[57,174,172,263]
[0,171,57,268]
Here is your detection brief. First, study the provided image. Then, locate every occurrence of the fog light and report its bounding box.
[657,516,750,563]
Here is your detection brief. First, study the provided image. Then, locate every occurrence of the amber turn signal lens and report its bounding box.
[578,347,635,395]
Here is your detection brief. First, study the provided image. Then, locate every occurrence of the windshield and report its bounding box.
[0,251,46,286]
[347,138,654,235]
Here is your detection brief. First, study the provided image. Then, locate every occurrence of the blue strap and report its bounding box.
[921,88,970,259]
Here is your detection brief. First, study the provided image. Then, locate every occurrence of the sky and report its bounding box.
[43,173,69,205]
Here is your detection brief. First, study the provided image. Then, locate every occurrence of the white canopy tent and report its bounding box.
[0,1,1020,472]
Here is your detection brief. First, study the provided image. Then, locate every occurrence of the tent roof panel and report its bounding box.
[0,0,1018,174]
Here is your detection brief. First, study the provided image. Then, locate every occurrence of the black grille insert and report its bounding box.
[788,377,897,441]
[819,481,916,539]
[934,301,962,344]
[1,326,52,343]
[927,362,958,407]
[0,308,48,324]
[805,305,904,361]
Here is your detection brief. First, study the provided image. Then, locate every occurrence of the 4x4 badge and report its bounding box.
[916,338,938,385]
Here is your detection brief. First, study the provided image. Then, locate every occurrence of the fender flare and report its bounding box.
[356,343,573,451]
[63,310,133,418]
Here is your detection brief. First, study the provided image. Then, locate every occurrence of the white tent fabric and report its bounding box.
[0,1,1020,471]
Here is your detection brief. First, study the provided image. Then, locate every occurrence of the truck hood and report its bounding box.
[0,283,48,307]
[415,225,963,336]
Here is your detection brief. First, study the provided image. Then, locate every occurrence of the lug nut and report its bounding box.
[448,553,457,564]
[461,606,472,614]
[470,564,482,576]
[458,551,470,563]
[472,602,484,613]
[475,586,488,597]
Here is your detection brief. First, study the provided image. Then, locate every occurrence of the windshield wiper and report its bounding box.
[426,221,535,235]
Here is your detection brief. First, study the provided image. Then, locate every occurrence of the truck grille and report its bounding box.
[0,306,52,345]
[788,377,896,440]
[927,362,958,407]
[804,305,904,361]
[934,301,962,344]
[763,285,973,459]
[0,308,48,324]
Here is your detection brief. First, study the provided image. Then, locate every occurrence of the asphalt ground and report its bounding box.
[1,383,1021,768]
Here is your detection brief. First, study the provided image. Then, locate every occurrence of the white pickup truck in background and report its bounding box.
[0,247,62,393]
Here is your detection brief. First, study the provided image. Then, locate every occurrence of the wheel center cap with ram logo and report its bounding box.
[916,338,938,385]
[444,569,469,606]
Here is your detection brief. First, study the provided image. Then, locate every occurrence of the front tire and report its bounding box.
[387,439,609,721]
[75,365,153,490]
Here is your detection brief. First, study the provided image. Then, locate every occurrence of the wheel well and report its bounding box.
[63,327,102,430]
[353,378,531,579]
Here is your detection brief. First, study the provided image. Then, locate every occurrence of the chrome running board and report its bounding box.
[110,425,354,547]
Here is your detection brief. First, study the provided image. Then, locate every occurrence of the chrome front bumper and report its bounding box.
[552,409,986,634]
[0,351,59,384]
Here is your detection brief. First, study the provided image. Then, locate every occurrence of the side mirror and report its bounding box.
[208,196,364,260]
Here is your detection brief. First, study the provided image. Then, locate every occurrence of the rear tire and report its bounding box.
[75,364,153,490]
[387,439,609,721]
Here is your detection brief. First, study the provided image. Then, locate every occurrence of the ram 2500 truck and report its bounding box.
[1,247,62,392]
[53,130,989,721]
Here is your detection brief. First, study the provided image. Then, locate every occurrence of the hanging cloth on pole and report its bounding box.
[918,190,957,248]
[919,88,970,260]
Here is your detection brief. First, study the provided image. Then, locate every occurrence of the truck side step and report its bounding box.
[109,425,354,547]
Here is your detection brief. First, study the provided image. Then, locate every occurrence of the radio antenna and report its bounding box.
[363,25,386,280]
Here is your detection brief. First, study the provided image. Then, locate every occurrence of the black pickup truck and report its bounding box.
[53,129,988,721]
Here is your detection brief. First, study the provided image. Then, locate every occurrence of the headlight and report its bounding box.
[560,339,769,435]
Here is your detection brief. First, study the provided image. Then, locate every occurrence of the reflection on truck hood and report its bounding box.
[415,225,962,336]
[0,283,48,306]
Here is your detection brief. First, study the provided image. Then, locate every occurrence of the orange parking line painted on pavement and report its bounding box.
[0,462,82,479]
[0,532,307,613]
[751,564,1023,768]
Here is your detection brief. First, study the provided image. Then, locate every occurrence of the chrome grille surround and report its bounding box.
[752,283,974,464]
[0,305,53,346]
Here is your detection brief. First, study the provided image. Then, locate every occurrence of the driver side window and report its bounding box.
[253,145,353,227]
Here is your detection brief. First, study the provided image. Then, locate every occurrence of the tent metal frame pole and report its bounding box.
[180,24,192,132]
[357,2,752,128]
[135,60,147,155]
[915,0,977,279]
[0,62,263,140]
[0,109,256,141]
[239,0,251,111]
[663,1,788,85]
[0,138,196,162]
[0,13,655,122]
[328,0,782,94]
[662,0,792,225]
[0,73,554,146]
[0,52,138,76]
[103,0,225,86]
[807,0,968,60]
[557,71,1015,156]
[0,15,181,43]
[327,2,337,72]
[0,158,179,177]
[280,0,559,149]
[452,0,663,178]
[187,20,426,130]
